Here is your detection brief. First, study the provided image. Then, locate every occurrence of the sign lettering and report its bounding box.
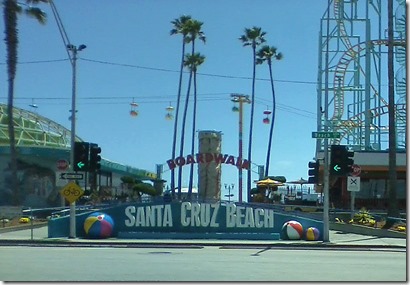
[124,202,274,229]
[167,153,250,170]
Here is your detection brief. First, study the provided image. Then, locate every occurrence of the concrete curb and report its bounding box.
[0,222,48,234]
[0,239,406,250]
[329,222,406,239]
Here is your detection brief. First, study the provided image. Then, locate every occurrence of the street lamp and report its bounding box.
[230,94,250,202]
[224,183,235,202]
[67,43,86,239]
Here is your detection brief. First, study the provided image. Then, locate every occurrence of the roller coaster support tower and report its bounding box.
[316,0,406,241]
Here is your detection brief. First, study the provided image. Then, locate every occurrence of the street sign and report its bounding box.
[60,173,84,180]
[60,182,84,203]
[347,176,360,192]
[312,132,341,139]
[351,164,361,177]
[56,159,69,171]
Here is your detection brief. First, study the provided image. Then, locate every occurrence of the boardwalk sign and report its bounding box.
[167,153,250,170]
[124,202,273,229]
[48,202,324,240]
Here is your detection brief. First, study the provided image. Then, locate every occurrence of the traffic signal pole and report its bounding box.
[323,140,330,242]
[68,44,86,239]
[322,2,331,243]
[68,45,78,239]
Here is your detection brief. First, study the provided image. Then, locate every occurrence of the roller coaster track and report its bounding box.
[335,103,406,143]
[331,0,406,141]
[331,39,390,120]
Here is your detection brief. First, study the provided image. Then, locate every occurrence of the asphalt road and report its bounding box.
[0,246,406,281]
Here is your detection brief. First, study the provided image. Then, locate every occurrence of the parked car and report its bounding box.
[19,217,30,223]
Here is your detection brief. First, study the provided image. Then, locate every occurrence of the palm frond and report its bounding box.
[24,7,47,24]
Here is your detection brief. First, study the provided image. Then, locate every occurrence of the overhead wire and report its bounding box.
[0,56,320,86]
[49,0,73,64]
[0,3,317,120]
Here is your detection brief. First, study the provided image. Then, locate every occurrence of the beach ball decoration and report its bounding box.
[305,227,320,241]
[281,220,303,240]
[84,212,114,238]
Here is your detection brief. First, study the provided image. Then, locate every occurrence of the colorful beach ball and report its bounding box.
[84,212,114,238]
[281,220,303,240]
[305,227,320,241]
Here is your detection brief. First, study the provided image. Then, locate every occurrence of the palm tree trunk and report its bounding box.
[4,0,20,205]
[264,62,276,177]
[178,63,193,200]
[188,68,197,200]
[187,40,198,200]
[170,41,186,198]
[7,78,19,205]
[247,46,257,202]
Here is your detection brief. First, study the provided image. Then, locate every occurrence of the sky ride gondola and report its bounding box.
[165,104,174,120]
[130,101,138,117]
[263,108,271,124]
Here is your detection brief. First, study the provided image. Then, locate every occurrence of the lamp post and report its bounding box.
[67,43,86,239]
[230,94,250,202]
[224,183,234,202]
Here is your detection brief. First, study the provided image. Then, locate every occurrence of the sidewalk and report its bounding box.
[0,225,406,249]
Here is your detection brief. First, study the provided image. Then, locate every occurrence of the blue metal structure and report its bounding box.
[317,0,406,152]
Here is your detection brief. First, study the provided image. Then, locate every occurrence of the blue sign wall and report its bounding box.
[48,201,324,240]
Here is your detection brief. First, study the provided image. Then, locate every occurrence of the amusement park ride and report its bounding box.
[130,99,175,121]
[316,0,406,153]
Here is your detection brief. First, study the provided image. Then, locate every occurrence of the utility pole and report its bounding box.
[386,0,399,222]
[231,94,250,202]
[67,44,86,239]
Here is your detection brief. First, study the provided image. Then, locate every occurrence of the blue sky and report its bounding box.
[0,0,332,201]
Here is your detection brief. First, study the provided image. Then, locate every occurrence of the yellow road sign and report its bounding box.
[60,181,84,203]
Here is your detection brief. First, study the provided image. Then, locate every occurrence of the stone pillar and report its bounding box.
[198,130,222,202]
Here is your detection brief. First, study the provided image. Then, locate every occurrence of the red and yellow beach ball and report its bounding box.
[84,212,114,238]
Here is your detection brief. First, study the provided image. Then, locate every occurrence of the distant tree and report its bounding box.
[121,176,157,201]
[133,183,158,197]
[256,45,283,177]
[239,26,266,201]
[3,0,48,205]
[267,175,286,183]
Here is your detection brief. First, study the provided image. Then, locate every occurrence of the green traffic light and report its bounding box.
[333,164,341,172]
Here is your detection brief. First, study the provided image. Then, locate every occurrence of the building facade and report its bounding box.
[0,103,157,208]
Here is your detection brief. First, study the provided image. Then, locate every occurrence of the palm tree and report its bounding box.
[3,0,48,205]
[177,18,205,200]
[256,45,283,177]
[185,52,205,200]
[239,26,266,201]
[169,15,192,199]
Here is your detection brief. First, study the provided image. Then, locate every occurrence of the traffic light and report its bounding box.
[330,145,354,176]
[74,142,89,171]
[307,160,319,184]
[89,143,101,172]
[344,147,355,174]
